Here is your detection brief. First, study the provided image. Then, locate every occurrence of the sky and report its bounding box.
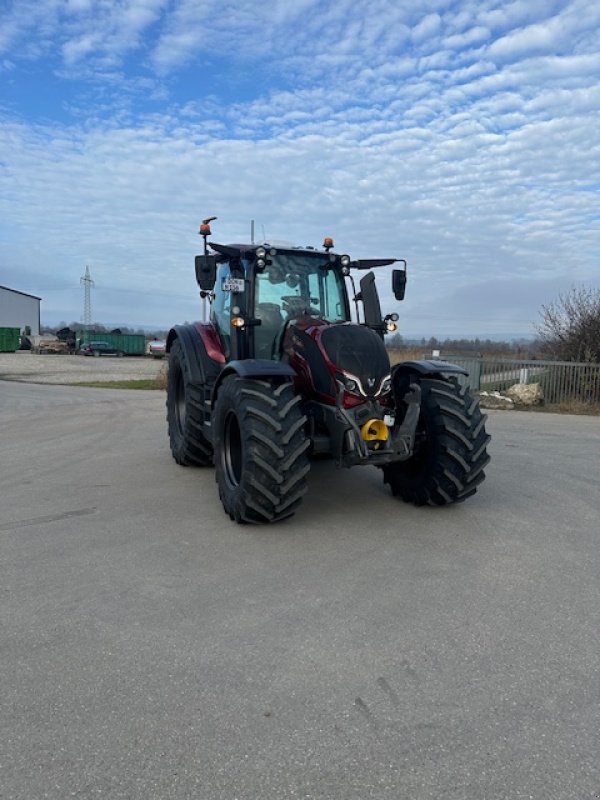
[1,0,599,338]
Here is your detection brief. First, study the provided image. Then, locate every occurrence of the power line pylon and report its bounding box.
[80,265,95,330]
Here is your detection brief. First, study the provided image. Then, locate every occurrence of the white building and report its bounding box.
[0,286,41,336]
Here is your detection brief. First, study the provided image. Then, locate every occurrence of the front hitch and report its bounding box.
[329,382,422,467]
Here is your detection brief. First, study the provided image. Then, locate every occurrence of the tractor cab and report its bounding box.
[210,244,351,361]
[195,218,407,365]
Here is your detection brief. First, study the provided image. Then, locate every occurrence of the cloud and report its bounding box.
[411,13,442,44]
[0,0,598,334]
[485,0,600,62]
[0,0,167,70]
[442,25,490,50]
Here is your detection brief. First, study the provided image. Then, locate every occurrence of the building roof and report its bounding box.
[0,285,42,301]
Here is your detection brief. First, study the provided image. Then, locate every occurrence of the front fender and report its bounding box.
[391,359,468,400]
[211,359,297,406]
[392,359,468,378]
[166,324,223,385]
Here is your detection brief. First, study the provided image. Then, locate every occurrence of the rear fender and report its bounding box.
[211,360,296,406]
[166,324,224,385]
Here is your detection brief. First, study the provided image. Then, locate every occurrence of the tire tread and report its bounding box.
[214,377,310,524]
[383,377,490,506]
[166,339,215,467]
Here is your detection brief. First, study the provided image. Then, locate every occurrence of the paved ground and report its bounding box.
[1,381,599,800]
[0,350,164,383]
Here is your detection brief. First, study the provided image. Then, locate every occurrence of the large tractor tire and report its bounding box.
[213,377,310,524]
[383,376,490,506]
[166,338,213,467]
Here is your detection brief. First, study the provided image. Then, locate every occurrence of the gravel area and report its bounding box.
[0,350,166,384]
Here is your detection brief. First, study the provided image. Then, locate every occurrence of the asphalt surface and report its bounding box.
[1,381,599,800]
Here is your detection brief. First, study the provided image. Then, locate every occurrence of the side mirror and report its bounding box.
[392,268,406,301]
[195,254,217,291]
[359,271,384,336]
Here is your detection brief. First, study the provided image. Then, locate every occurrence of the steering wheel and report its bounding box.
[281,295,320,318]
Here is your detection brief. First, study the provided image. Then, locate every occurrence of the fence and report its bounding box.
[441,356,600,405]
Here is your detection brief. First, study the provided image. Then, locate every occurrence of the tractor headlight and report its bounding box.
[384,312,399,333]
[336,371,365,396]
[255,246,267,259]
[378,375,392,395]
[340,254,351,268]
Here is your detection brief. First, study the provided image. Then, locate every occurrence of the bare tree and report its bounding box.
[536,286,600,362]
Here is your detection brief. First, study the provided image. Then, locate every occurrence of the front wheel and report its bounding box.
[383,377,490,505]
[213,377,310,523]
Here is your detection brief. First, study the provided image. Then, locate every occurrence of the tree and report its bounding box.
[536,286,600,362]
[387,332,404,348]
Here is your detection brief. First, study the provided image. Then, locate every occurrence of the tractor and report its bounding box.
[165,218,490,523]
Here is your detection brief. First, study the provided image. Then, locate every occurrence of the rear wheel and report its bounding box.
[166,338,213,466]
[383,376,490,505]
[214,377,310,523]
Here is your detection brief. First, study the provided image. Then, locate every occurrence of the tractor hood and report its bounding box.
[320,324,391,396]
[287,321,392,403]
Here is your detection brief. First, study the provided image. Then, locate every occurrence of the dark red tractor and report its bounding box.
[166,218,490,523]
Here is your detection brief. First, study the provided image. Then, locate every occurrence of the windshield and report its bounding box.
[255,253,348,323]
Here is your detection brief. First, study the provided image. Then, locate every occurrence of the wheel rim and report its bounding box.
[175,370,186,430]
[223,410,243,488]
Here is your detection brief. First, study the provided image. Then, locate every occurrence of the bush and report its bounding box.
[536,286,600,363]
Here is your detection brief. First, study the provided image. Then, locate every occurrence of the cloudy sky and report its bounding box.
[1,0,598,337]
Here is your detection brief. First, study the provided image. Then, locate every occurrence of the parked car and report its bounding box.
[79,341,123,357]
[148,340,167,358]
